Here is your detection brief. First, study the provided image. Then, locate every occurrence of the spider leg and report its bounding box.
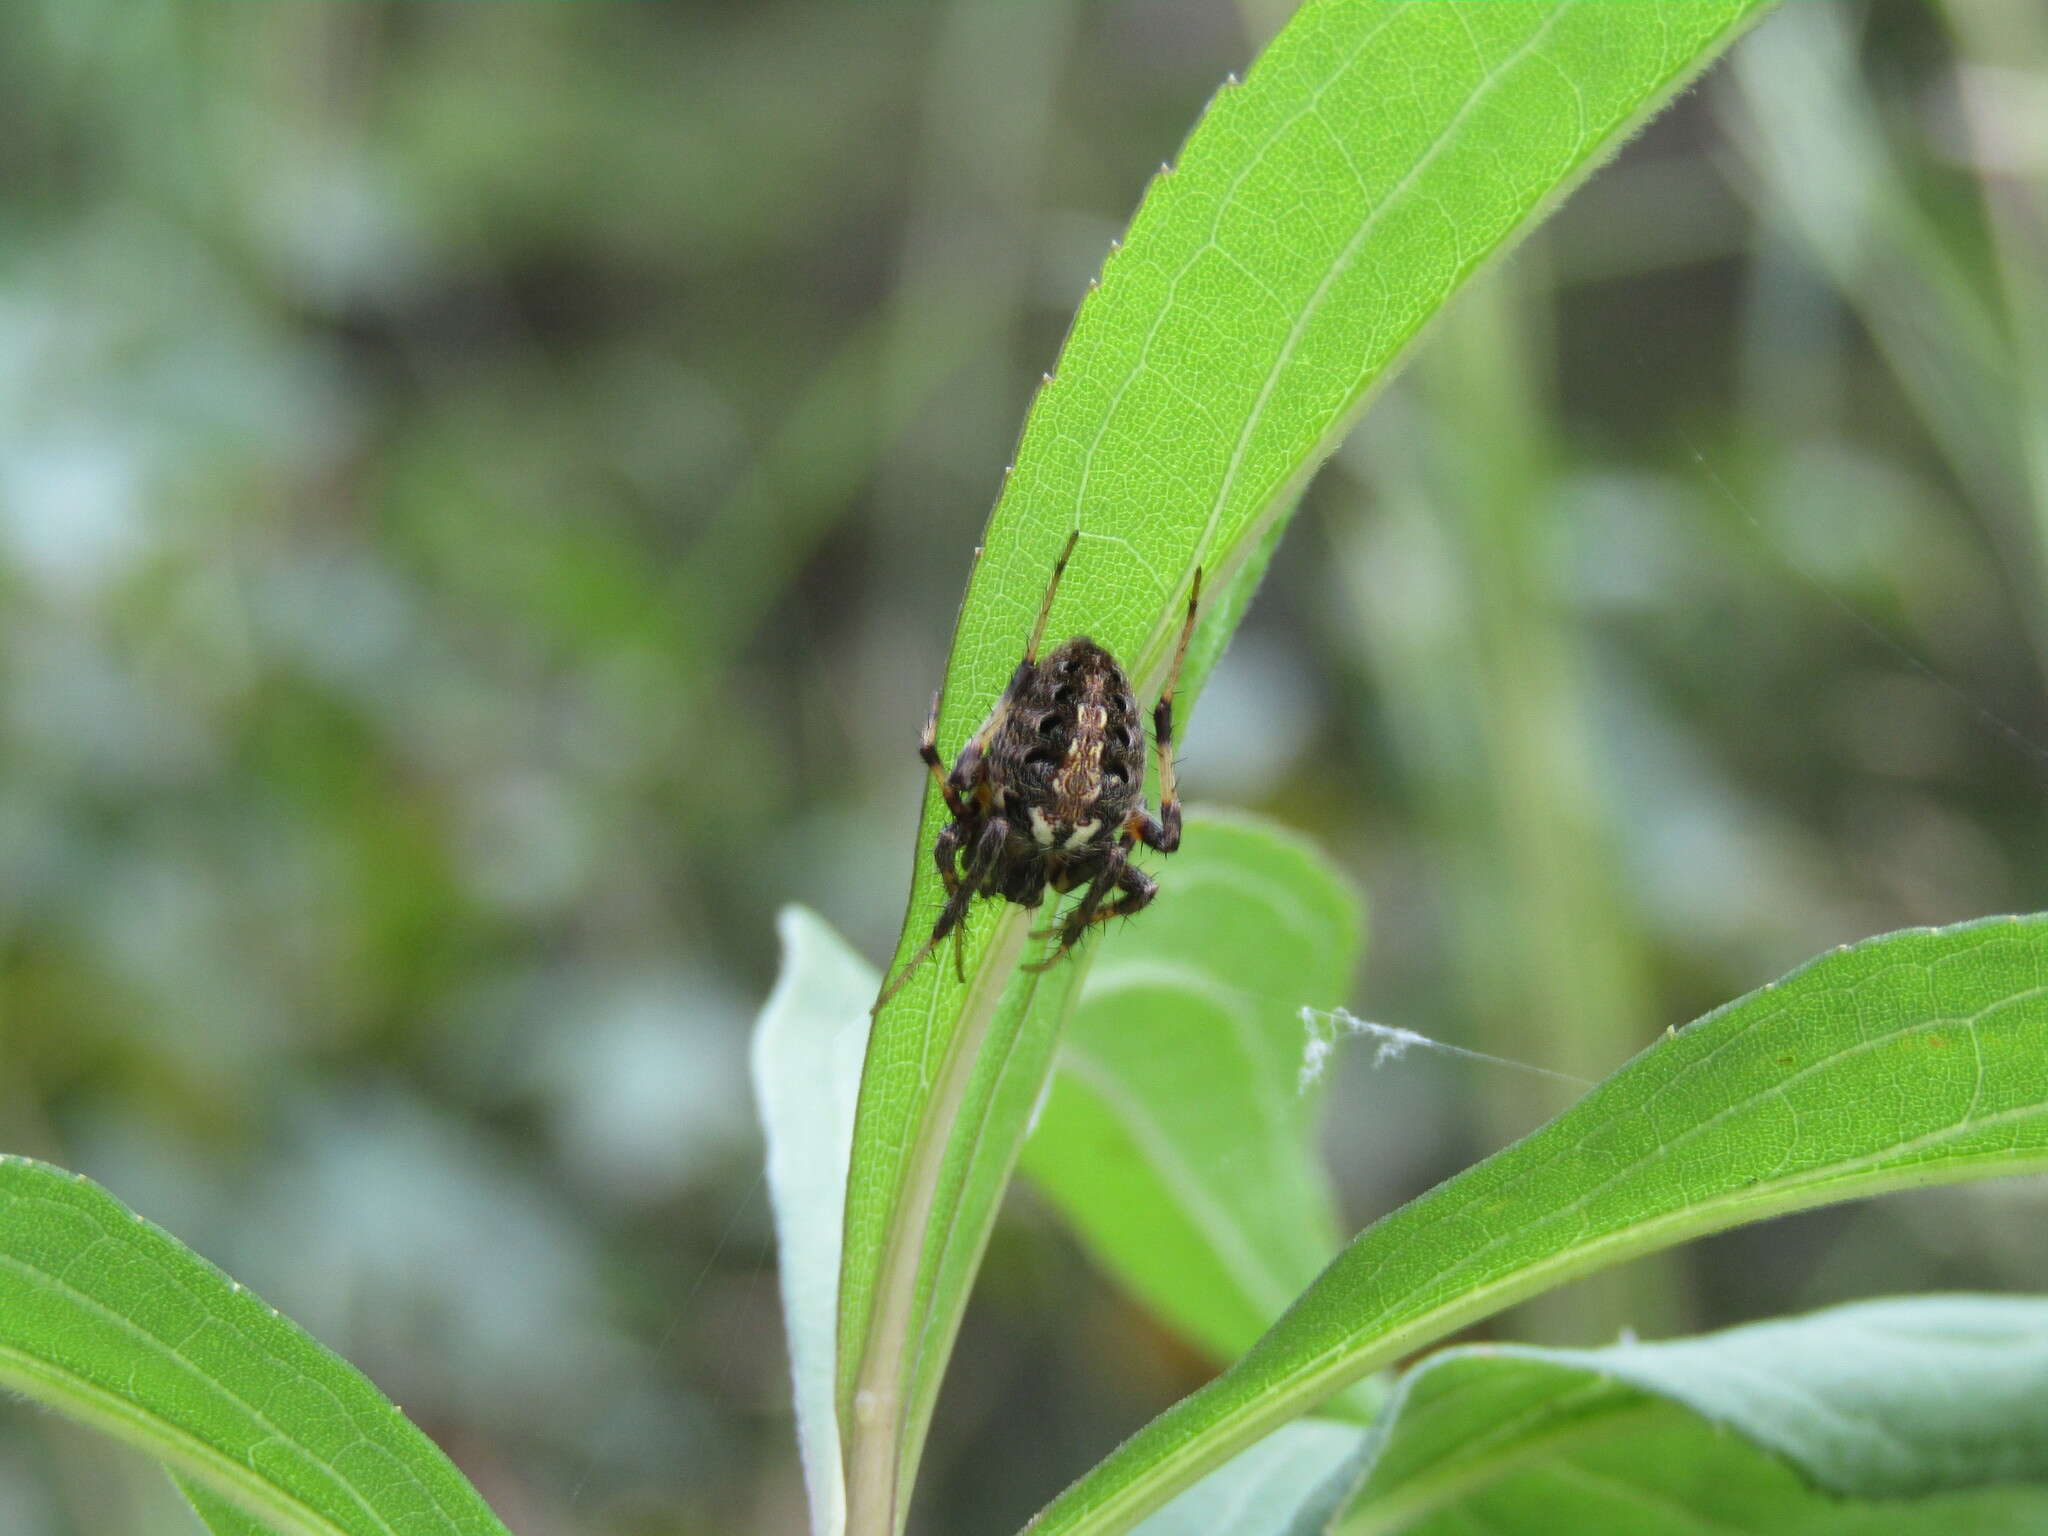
[920,692,972,820]
[874,849,979,1009]
[1026,864,1072,938]
[872,935,942,1013]
[913,539,993,816]
[934,877,977,984]
[933,821,965,900]
[875,815,1009,1011]
[1025,528,1082,662]
[934,815,1011,981]
[1081,859,1158,939]
[958,815,1009,892]
[1023,849,1157,972]
[1128,567,1199,854]
[911,862,980,995]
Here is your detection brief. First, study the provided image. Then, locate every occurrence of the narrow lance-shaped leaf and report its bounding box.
[838,4,1774,1528]
[1027,916,2048,1536]
[0,1156,511,1536]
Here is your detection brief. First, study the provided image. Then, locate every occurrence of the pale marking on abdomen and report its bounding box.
[1054,736,1105,805]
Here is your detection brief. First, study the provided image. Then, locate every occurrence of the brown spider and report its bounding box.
[877,530,1200,1009]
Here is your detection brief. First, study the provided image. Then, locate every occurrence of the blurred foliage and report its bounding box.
[0,2,2044,1534]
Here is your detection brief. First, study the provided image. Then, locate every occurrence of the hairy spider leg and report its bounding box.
[1118,566,1200,855]
[873,765,967,1012]
[932,814,1011,981]
[1024,855,1159,970]
[1029,847,1114,941]
[1024,528,1082,662]
[873,814,1008,1012]
[877,543,999,1016]
[872,933,940,1014]
[1024,842,1125,959]
[932,821,964,900]
[946,816,1011,921]
[912,536,992,815]
[1079,862,1160,947]
[919,690,972,821]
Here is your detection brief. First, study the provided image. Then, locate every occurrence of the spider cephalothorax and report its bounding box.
[877,530,1200,1008]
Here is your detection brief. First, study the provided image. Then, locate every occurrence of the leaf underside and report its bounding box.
[1333,1295,2048,1534]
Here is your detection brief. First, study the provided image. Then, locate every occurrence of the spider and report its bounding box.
[876,530,1201,1009]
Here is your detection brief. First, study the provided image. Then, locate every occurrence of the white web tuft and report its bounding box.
[1296,1005,1593,1094]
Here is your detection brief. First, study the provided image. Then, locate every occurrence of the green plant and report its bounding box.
[763,4,2048,1535]
[3,6,2046,1536]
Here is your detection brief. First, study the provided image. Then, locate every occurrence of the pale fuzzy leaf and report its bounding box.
[1332,1296,2048,1534]
[753,906,879,1536]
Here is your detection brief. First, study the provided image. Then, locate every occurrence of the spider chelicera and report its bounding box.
[877,530,1201,1009]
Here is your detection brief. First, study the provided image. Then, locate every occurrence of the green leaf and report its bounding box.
[839,3,1773,1528]
[752,906,880,1536]
[1026,916,2048,1535]
[1022,811,1360,1364]
[1331,1296,2048,1534]
[1132,1419,1365,1536]
[0,1156,511,1536]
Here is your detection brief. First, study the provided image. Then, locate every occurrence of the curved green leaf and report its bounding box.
[839,3,1773,1527]
[1334,1296,2048,1533]
[0,1156,511,1536]
[1027,917,2048,1535]
[1023,811,1361,1364]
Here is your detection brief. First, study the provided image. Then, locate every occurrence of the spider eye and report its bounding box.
[1101,767,1126,789]
[1051,684,1075,707]
[1024,748,1059,774]
[1037,714,1062,738]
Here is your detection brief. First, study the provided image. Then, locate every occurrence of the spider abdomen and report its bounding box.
[995,636,1143,851]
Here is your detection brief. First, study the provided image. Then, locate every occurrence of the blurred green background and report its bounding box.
[3,1,2046,1533]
